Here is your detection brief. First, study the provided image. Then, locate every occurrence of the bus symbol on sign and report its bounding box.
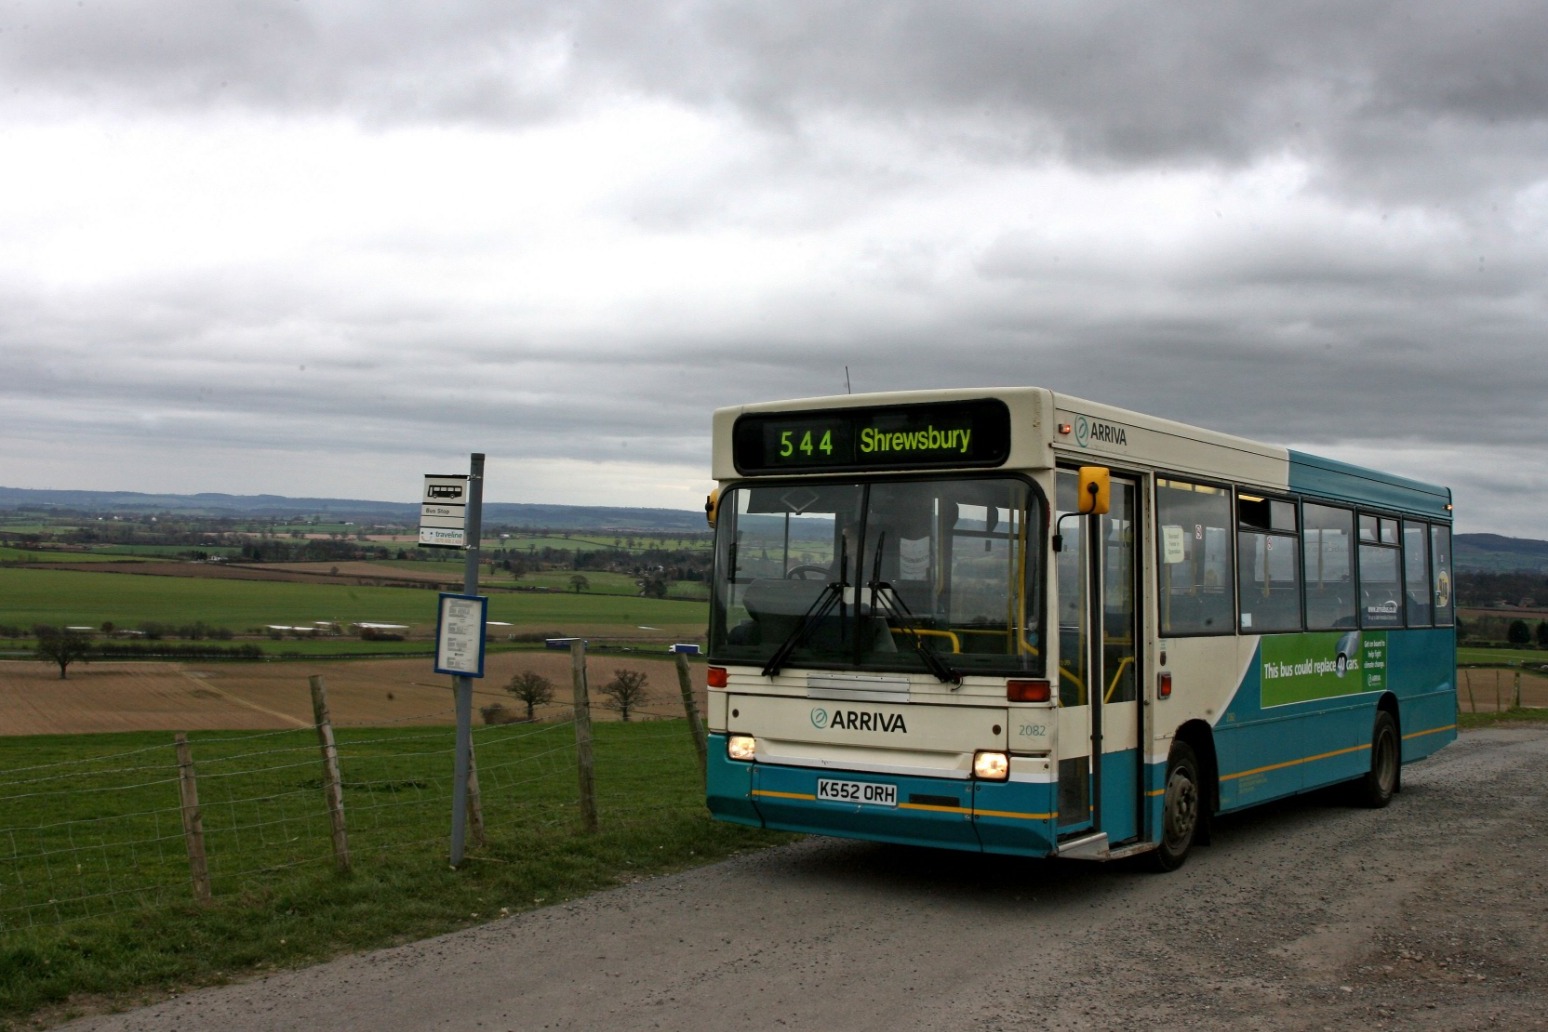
[423,476,467,504]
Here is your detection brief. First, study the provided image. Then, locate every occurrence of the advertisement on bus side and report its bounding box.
[1259,631,1387,707]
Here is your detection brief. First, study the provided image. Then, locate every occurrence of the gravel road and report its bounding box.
[55,726,1548,1032]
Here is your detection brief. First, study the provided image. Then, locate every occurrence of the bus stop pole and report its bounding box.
[450,452,485,867]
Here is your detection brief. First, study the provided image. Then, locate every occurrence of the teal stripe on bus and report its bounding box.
[1287,449,1452,517]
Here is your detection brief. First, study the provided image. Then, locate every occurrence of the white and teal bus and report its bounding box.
[703,388,1456,870]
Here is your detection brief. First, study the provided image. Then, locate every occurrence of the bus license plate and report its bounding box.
[817,779,897,807]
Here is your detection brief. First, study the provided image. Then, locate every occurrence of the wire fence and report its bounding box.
[1459,666,1547,712]
[0,661,708,936]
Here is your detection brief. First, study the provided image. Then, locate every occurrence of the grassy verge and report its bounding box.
[1459,707,1548,729]
[0,724,789,1028]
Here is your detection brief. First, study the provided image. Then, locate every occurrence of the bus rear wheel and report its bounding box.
[1148,741,1200,872]
[1352,711,1400,809]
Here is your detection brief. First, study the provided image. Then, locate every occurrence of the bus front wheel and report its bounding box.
[1352,711,1400,809]
[1148,741,1201,873]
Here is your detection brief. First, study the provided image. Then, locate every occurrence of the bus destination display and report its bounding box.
[733,399,1011,474]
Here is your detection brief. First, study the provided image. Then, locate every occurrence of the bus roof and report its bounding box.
[712,387,1451,520]
[1288,450,1453,520]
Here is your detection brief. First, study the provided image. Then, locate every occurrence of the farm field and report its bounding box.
[1458,664,1548,712]
[0,565,708,638]
[0,650,703,736]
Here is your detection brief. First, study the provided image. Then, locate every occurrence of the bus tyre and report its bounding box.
[1353,711,1400,809]
[1149,741,1201,873]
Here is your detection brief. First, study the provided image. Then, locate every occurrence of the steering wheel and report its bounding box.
[785,564,830,580]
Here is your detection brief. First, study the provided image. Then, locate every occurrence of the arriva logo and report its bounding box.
[810,707,908,733]
[1074,414,1128,449]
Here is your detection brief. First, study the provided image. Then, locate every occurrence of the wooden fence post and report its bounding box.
[174,733,212,904]
[466,740,486,849]
[570,639,599,833]
[675,653,707,778]
[308,675,352,873]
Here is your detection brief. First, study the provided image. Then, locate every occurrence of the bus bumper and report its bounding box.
[706,735,1059,856]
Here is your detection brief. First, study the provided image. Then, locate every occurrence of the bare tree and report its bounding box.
[505,670,555,721]
[34,625,92,679]
[599,669,650,722]
[637,571,668,599]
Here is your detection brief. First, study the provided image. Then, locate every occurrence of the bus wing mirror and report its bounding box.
[705,488,721,529]
[1078,467,1110,515]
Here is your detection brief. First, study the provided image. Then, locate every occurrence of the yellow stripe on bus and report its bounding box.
[898,801,966,815]
[969,806,1057,821]
[1221,743,1369,782]
[752,789,1054,821]
[1208,722,1455,786]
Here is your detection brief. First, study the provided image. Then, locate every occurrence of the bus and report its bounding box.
[702,387,1456,870]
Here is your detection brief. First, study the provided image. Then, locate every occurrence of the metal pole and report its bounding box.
[450,453,485,867]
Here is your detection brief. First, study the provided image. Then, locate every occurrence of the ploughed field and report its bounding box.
[0,651,701,736]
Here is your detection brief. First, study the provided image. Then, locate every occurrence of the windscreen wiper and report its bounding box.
[865,533,961,686]
[761,540,849,679]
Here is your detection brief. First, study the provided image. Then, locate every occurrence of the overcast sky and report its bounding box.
[2,1,1545,536]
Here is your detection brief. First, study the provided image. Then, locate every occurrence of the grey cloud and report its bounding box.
[2,1,1546,534]
[9,2,1546,173]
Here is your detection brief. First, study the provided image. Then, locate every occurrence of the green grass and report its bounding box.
[89,545,244,559]
[0,723,788,1026]
[1458,645,1548,666]
[0,567,707,637]
[0,548,147,564]
[1459,707,1548,729]
[494,533,710,554]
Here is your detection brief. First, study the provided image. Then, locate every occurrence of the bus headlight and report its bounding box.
[973,751,1010,781]
[727,735,757,762]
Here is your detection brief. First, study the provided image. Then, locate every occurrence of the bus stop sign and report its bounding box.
[419,474,469,548]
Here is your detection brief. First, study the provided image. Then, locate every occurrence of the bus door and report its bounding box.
[1055,469,1143,849]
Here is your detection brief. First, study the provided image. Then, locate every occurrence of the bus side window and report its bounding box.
[1403,520,1432,626]
[1431,524,1454,626]
[1358,515,1404,628]
[1302,503,1356,629]
[1157,478,1234,636]
[1237,495,1301,632]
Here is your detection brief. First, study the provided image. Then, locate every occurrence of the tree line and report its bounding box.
[25,626,267,678]
[482,668,653,724]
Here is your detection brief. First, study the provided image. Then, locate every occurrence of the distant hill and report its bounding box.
[0,486,706,533]
[3,487,1543,564]
[1454,534,1548,573]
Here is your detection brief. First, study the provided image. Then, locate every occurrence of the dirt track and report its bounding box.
[50,725,1548,1032]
